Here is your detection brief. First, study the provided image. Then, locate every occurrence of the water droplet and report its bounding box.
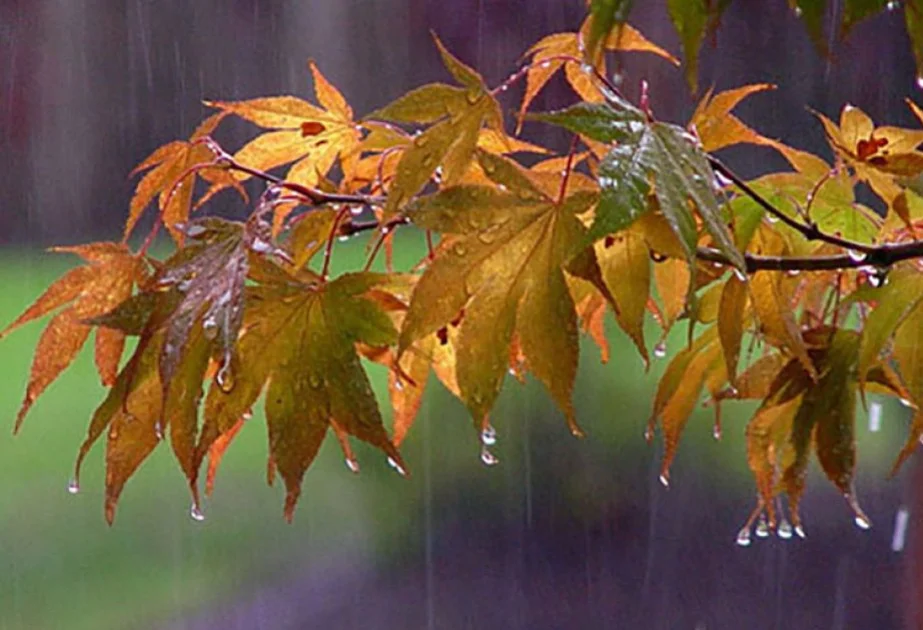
[917,76,923,90]
[481,424,497,446]
[892,506,910,552]
[67,479,80,495]
[393,378,404,392]
[345,458,360,474]
[203,316,218,340]
[887,0,900,10]
[847,492,872,529]
[793,4,803,17]
[653,342,667,359]
[387,456,407,476]
[216,361,235,393]
[337,235,351,242]
[736,526,752,547]
[900,397,914,408]
[712,424,722,441]
[847,249,867,263]
[154,422,164,441]
[786,269,801,277]
[644,426,654,442]
[794,524,807,539]
[540,61,552,69]
[190,504,206,522]
[868,401,883,432]
[349,205,364,216]
[480,446,499,466]
[658,473,670,488]
[777,517,794,539]
[755,513,770,538]
[766,214,779,224]
[732,268,747,282]
[854,514,872,530]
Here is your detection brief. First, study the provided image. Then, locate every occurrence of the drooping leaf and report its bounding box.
[840,0,887,39]
[585,0,635,62]
[205,269,405,520]
[749,270,817,379]
[718,274,749,385]
[596,228,651,363]
[667,0,732,92]
[400,150,597,435]
[0,242,146,432]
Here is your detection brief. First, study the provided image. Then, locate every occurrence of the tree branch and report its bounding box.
[707,156,876,255]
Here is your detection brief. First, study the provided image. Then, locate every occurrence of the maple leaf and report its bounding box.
[689,84,789,154]
[667,0,732,92]
[742,329,869,535]
[202,269,407,521]
[208,61,362,191]
[518,18,678,131]
[127,113,244,241]
[399,149,598,436]
[0,242,147,433]
[533,99,745,273]
[365,35,505,216]
[816,103,923,225]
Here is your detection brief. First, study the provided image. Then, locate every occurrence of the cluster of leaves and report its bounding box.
[6,1,923,541]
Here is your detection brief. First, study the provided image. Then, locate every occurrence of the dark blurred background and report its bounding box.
[1,1,923,629]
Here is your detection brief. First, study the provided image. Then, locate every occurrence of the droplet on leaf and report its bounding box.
[345,458,360,474]
[886,0,900,10]
[481,424,497,446]
[777,517,794,539]
[67,479,80,495]
[736,526,752,547]
[653,342,667,359]
[868,401,883,432]
[755,513,770,538]
[658,473,670,488]
[216,361,235,393]
[916,76,923,90]
[793,4,803,17]
[190,504,206,522]
[847,250,867,263]
[892,506,910,552]
[387,456,407,476]
[480,446,499,466]
[846,493,872,530]
[794,525,807,539]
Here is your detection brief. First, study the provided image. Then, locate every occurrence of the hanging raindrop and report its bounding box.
[480,446,499,466]
[736,526,752,547]
[755,513,770,538]
[345,458,360,474]
[777,517,794,539]
[189,504,206,522]
[67,479,80,495]
[653,342,667,359]
[481,424,497,446]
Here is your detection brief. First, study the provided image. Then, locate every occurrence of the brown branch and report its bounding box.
[707,156,876,255]
[697,240,923,273]
[200,136,384,208]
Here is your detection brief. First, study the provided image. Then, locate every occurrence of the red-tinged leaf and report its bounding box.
[2,243,145,432]
[891,412,923,478]
[717,352,786,401]
[208,62,361,190]
[205,417,245,497]
[749,270,817,380]
[575,291,611,364]
[718,275,749,385]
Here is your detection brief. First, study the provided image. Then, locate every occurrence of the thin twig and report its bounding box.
[707,156,876,255]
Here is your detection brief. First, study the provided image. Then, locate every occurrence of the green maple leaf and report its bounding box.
[202,268,406,521]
